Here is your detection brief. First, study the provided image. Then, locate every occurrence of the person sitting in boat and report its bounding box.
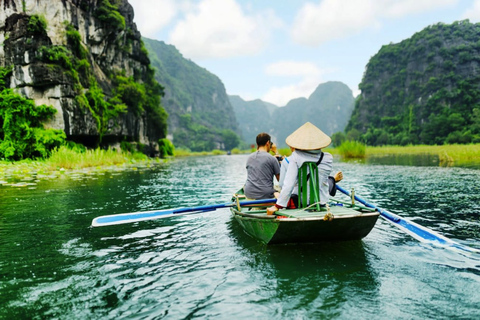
[267,122,338,215]
[244,133,281,200]
[278,145,343,197]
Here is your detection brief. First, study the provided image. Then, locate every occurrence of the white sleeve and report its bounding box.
[278,157,289,188]
[276,155,298,207]
[318,153,333,204]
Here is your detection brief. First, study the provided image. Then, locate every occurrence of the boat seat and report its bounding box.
[297,161,322,211]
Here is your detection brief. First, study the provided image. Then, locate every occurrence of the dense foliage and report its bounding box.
[0,68,66,160]
[94,0,126,31]
[158,138,174,158]
[27,14,47,35]
[346,20,480,145]
[143,38,241,151]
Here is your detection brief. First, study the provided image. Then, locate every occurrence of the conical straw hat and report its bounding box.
[285,122,331,150]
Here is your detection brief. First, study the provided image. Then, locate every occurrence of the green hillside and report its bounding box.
[347,20,480,145]
[143,38,241,151]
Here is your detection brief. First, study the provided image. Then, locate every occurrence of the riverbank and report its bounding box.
[365,143,480,165]
[2,143,479,188]
[0,147,166,188]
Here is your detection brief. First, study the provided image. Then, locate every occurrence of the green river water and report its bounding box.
[0,155,479,319]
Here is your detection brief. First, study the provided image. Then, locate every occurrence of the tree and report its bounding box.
[222,129,240,150]
[331,132,346,147]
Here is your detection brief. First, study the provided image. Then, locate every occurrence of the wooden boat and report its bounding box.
[230,193,380,245]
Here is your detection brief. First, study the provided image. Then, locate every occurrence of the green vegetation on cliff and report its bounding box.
[37,16,167,148]
[347,20,480,146]
[0,67,66,160]
[1,4,169,160]
[143,38,241,151]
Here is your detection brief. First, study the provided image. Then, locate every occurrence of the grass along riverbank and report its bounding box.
[0,147,165,188]
[366,144,480,165]
[283,142,480,166]
[2,143,479,188]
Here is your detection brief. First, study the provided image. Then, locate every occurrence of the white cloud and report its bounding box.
[261,60,335,106]
[129,0,179,37]
[265,61,321,77]
[168,0,281,59]
[384,0,458,18]
[262,77,321,107]
[461,0,480,22]
[291,0,458,46]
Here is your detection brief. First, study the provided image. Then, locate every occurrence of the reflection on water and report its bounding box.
[0,155,479,319]
[345,153,480,169]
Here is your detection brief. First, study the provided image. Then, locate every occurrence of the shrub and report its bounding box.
[39,46,74,71]
[0,89,66,160]
[66,24,87,59]
[331,132,347,147]
[221,129,240,150]
[338,140,366,159]
[158,138,174,158]
[94,0,126,31]
[211,149,225,155]
[28,14,47,35]
[0,67,12,91]
[120,141,136,153]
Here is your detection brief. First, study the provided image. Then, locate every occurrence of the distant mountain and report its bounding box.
[143,38,241,151]
[347,20,480,145]
[230,81,354,147]
[229,96,277,145]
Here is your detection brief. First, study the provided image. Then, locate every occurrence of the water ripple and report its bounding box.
[1,156,479,319]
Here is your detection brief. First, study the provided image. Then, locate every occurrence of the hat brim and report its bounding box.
[285,122,331,150]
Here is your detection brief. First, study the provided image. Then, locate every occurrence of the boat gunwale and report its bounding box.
[231,208,380,222]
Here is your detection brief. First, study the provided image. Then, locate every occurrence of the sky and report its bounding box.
[128,0,480,107]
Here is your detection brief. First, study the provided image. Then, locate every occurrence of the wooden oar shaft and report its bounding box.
[336,185,479,253]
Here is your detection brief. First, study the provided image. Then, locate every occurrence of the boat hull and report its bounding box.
[231,206,379,244]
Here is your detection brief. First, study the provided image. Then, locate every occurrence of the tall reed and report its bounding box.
[338,141,366,158]
[46,146,146,170]
[366,144,480,163]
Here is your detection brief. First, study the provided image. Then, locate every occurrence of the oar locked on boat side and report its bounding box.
[336,185,480,254]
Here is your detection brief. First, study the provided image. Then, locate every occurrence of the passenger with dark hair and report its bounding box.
[244,133,281,199]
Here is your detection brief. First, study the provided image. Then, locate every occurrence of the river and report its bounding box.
[0,155,479,319]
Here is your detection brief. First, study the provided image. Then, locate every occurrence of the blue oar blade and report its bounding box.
[91,198,276,227]
[91,207,218,227]
[92,208,177,227]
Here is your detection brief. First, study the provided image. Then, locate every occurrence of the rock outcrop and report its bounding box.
[0,0,167,155]
[347,20,480,145]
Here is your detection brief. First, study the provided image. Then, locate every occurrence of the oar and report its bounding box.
[336,185,480,253]
[91,198,276,227]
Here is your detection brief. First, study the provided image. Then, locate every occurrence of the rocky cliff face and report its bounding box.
[0,0,167,155]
